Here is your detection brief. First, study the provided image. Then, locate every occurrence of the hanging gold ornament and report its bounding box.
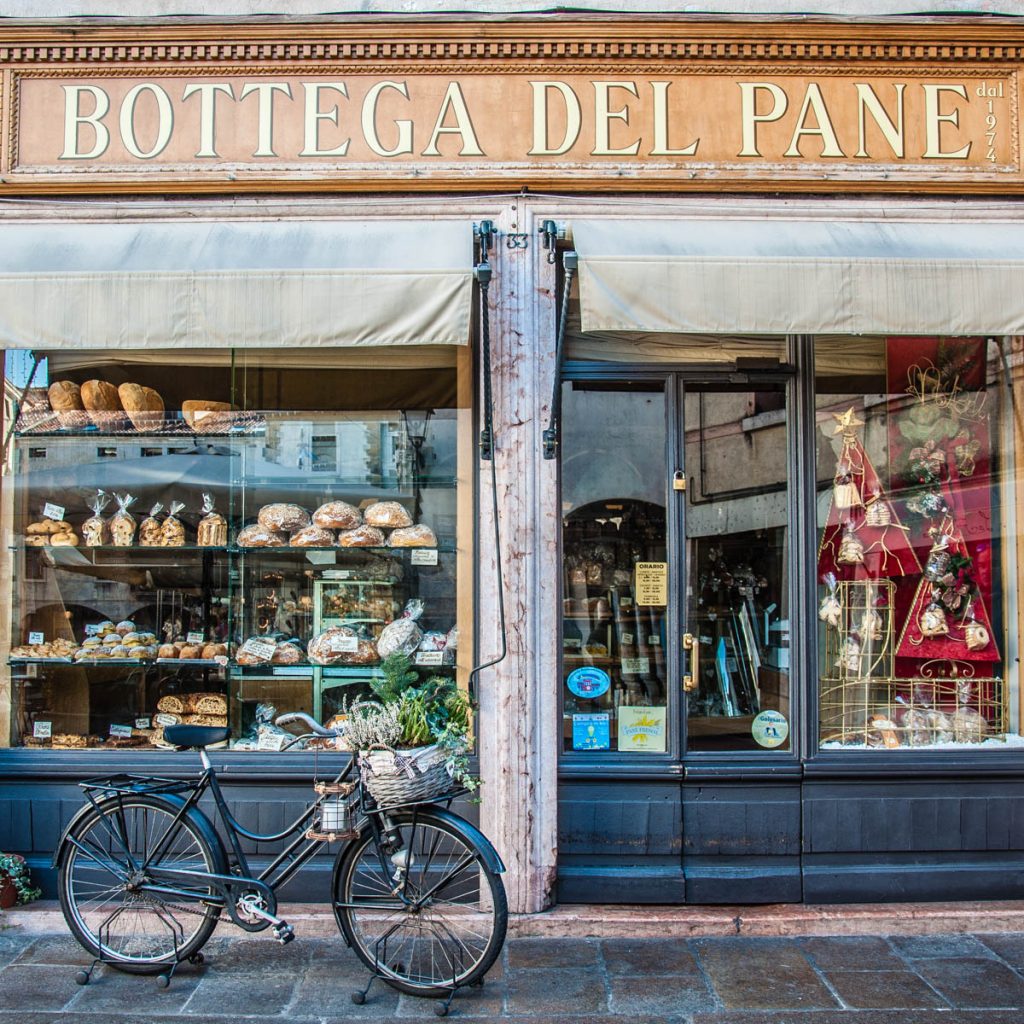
[834,477,863,510]
[837,529,864,564]
[919,602,949,637]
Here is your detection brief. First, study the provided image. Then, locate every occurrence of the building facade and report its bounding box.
[2,10,1024,913]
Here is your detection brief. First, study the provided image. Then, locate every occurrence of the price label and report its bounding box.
[415,650,445,666]
[620,633,634,646]
[84,624,101,636]
[240,638,277,662]
[335,636,360,654]
[135,717,151,730]
[109,723,133,738]
[214,655,230,667]
[648,635,661,646]
[33,721,52,739]
[322,569,351,580]
[42,502,65,522]
[257,730,290,752]
[154,713,179,727]
[411,548,439,566]
[186,631,205,644]
[27,631,44,645]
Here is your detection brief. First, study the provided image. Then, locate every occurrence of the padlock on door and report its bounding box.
[672,470,686,492]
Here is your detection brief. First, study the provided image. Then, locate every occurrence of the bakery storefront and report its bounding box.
[3,15,1024,912]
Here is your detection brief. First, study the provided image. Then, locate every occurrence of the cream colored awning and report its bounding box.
[0,220,473,350]
[573,218,1024,336]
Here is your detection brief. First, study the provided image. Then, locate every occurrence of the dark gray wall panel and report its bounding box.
[558,780,682,857]
[683,783,801,856]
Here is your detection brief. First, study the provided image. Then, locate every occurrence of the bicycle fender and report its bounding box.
[52,792,229,876]
[416,807,507,874]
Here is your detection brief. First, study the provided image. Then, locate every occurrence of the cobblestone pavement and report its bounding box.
[1,929,1024,1022]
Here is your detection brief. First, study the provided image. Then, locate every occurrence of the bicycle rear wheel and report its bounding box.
[333,809,507,995]
[58,794,221,973]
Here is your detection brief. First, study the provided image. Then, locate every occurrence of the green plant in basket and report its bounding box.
[0,853,42,909]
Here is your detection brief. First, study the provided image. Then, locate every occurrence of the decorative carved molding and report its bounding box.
[1,21,1024,66]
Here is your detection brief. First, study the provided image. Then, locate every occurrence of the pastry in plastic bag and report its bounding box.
[82,491,111,547]
[110,493,138,547]
[272,642,304,665]
[139,503,164,546]
[290,525,335,547]
[161,501,186,546]
[237,524,287,547]
[376,618,423,659]
[313,500,361,530]
[197,493,228,547]
[364,501,413,529]
[257,503,310,532]
[337,524,386,547]
[388,524,437,548]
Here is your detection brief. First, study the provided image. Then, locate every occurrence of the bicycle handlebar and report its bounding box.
[275,711,340,737]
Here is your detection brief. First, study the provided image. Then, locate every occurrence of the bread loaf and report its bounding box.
[179,644,204,660]
[388,524,438,548]
[201,643,227,660]
[182,400,233,432]
[289,525,334,547]
[118,383,165,431]
[258,504,310,532]
[81,380,124,427]
[313,501,362,530]
[198,512,228,547]
[337,524,386,547]
[156,695,186,715]
[237,525,287,548]
[364,501,413,529]
[272,642,304,665]
[157,644,178,659]
[48,381,88,429]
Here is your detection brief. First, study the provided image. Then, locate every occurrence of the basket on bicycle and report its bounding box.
[358,743,452,805]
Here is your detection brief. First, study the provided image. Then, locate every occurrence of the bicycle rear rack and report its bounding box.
[80,774,198,797]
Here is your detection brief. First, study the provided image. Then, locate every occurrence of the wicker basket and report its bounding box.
[358,744,452,805]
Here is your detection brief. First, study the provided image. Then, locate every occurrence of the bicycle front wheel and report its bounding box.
[333,810,507,995]
[58,795,221,973]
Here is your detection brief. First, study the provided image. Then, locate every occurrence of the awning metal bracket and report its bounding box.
[542,250,577,460]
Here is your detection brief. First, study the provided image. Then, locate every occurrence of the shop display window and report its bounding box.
[815,336,1021,750]
[2,346,472,752]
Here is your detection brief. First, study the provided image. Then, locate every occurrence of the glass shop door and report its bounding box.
[560,375,792,759]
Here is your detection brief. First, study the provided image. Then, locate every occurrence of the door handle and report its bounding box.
[683,632,699,692]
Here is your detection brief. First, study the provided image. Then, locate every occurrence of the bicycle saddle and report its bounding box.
[163,725,231,749]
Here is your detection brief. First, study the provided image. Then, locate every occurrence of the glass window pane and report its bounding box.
[561,381,667,753]
[816,336,1020,750]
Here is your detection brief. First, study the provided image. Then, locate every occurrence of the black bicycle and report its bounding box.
[53,715,507,1015]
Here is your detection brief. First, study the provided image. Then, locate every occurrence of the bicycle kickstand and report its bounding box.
[351,974,376,1005]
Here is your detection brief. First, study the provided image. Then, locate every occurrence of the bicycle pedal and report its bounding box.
[274,924,295,944]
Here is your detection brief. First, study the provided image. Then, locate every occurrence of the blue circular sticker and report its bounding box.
[567,667,611,700]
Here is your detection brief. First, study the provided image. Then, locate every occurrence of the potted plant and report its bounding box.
[0,853,42,909]
[344,653,476,804]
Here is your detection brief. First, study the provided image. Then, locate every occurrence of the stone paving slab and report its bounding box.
[0,928,1022,1020]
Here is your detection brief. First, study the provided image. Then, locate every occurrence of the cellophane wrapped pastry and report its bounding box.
[290,525,335,547]
[82,491,111,547]
[139,502,164,546]
[110,493,138,547]
[387,523,437,547]
[237,524,287,547]
[257,503,310,532]
[197,493,228,547]
[337,524,386,547]
[313,500,362,530]
[161,501,186,546]
[376,617,423,659]
[364,501,413,528]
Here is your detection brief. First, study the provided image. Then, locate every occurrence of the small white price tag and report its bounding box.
[336,636,360,654]
[186,631,204,644]
[214,654,229,667]
[27,631,44,645]
[109,723,133,738]
[620,633,635,646]
[84,624,102,636]
[257,730,290,752]
[33,721,52,739]
[42,503,65,522]
[410,548,439,566]
[322,569,351,580]
[154,713,179,727]
[415,650,445,666]
[135,717,151,730]
[241,639,277,662]
[648,635,661,646]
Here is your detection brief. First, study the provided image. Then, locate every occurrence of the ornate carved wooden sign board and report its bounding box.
[0,21,1021,193]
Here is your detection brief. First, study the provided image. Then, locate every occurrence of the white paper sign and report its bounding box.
[322,569,351,580]
[27,631,44,645]
[154,713,179,726]
[240,638,277,662]
[336,636,360,653]
[416,650,445,666]
[411,548,439,565]
[33,721,51,739]
[620,633,635,646]
[42,503,65,522]
[648,635,661,646]
[109,723,133,738]
[214,654,230,667]
[186,631,204,644]
[257,730,290,751]
[621,656,651,675]
[135,717,151,729]
[84,624,102,636]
